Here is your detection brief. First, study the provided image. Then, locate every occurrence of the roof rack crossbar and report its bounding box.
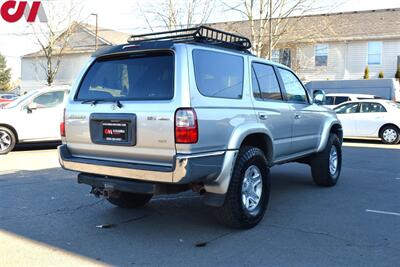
[127,26,252,51]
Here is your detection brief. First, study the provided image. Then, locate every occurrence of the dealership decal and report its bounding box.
[0,1,47,23]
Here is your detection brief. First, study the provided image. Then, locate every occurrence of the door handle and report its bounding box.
[258,112,268,120]
[294,114,301,120]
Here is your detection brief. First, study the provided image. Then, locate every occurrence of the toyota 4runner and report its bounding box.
[59,26,343,229]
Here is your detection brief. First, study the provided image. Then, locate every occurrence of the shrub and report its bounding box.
[378,71,384,78]
[395,66,400,80]
[363,66,370,79]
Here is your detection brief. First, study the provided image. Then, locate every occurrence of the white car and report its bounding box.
[334,100,400,144]
[0,86,69,154]
[324,93,381,109]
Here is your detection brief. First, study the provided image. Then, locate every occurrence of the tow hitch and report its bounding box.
[90,187,120,199]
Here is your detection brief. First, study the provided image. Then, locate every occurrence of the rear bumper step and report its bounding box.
[58,145,224,184]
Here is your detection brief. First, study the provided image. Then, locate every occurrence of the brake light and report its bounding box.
[175,108,198,144]
[60,108,66,137]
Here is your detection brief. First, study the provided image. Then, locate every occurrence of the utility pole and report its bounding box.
[91,13,98,50]
[268,0,273,60]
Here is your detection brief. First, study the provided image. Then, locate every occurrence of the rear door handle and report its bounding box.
[294,114,301,120]
[258,112,268,120]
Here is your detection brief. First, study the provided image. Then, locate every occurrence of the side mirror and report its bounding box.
[27,102,38,111]
[313,90,326,105]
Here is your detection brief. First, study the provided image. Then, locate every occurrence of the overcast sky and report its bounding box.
[1,0,400,80]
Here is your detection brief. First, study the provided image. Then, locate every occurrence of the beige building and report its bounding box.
[214,8,400,82]
[21,23,130,92]
[21,8,400,90]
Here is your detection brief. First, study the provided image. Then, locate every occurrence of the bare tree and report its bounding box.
[223,0,331,58]
[140,0,216,30]
[31,0,82,86]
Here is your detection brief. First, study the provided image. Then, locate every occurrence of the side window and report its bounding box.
[334,103,359,114]
[193,50,243,99]
[360,102,387,113]
[334,96,350,105]
[278,68,308,104]
[32,91,65,109]
[251,67,262,99]
[325,96,334,105]
[252,63,282,101]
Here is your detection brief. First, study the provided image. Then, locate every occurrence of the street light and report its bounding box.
[91,13,98,50]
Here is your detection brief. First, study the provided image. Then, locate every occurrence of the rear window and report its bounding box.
[193,50,244,99]
[76,52,174,101]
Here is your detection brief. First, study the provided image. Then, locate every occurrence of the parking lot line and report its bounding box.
[365,209,400,216]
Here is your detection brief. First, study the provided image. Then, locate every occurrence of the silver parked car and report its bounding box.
[59,26,343,229]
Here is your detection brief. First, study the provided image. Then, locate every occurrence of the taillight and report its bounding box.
[175,108,198,144]
[60,108,66,137]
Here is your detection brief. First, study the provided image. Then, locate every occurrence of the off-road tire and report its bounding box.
[107,191,153,209]
[310,133,342,187]
[0,126,16,155]
[216,146,270,229]
[379,125,400,145]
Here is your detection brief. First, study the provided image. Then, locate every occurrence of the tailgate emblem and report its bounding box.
[147,116,170,121]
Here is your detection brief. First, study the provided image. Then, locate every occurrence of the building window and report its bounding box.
[368,42,382,65]
[271,48,291,68]
[315,44,328,66]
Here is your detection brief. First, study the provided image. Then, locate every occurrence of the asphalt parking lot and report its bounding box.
[0,141,399,266]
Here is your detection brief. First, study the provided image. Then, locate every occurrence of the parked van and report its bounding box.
[306,79,400,102]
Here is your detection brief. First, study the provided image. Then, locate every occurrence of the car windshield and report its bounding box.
[388,102,400,110]
[2,90,38,109]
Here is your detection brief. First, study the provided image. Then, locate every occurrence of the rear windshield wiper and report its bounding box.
[81,99,123,108]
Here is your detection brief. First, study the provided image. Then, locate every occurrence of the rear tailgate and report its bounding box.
[65,50,182,178]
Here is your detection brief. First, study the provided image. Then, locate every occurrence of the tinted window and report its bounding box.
[76,53,174,101]
[325,96,334,105]
[32,91,65,108]
[335,96,350,105]
[252,63,282,101]
[193,50,243,99]
[278,68,308,104]
[251,67,262,99]
[335,103,359,114]
[360,102,387,113]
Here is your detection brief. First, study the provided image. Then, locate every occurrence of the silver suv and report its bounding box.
[59,27,343,229]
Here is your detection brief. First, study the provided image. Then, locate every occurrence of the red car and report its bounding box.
[0,94,17,106]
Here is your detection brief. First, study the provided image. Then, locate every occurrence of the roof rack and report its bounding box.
[127,26,252,52]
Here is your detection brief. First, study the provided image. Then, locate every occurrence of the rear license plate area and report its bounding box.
[102,122,128,142]
[90,113,136,146]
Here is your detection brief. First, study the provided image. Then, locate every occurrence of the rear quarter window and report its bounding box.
[76,52,174,101]
[193,50,244,99]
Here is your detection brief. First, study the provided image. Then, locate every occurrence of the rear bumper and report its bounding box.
[58,145,224,184]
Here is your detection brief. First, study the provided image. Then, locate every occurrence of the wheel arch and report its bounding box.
[227,123,274,164]
[317,120,343,152]
[0,124,19,142]
[330,123,343,143]
[379,123,400,136]
[240,133,273,165]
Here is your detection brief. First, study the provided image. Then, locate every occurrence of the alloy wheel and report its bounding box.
[0,130,12,152]
[241,165,263,212]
